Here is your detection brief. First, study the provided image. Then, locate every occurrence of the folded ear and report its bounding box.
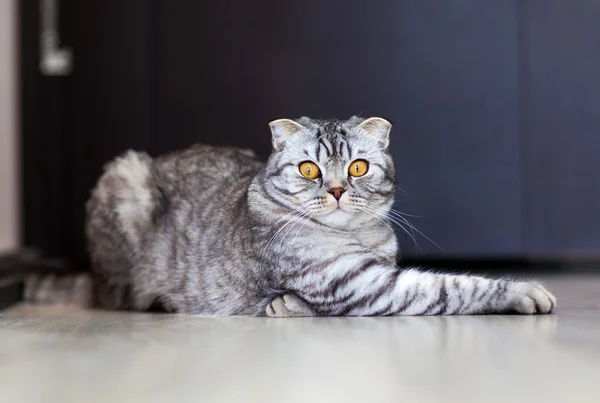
[269,119,306,151]
[357,117,392,149]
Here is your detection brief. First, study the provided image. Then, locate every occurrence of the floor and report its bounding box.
[1,275,599,403]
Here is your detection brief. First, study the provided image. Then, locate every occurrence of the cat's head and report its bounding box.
[262,116,395,230]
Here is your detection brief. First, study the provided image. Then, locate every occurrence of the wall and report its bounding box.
[0,0,18,251]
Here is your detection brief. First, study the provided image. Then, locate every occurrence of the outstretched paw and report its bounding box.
[266,293,315,318]
[504,282,557,314]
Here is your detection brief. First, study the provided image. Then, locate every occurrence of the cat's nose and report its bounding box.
[328,187,345,201]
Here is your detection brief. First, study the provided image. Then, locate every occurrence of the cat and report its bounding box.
[28,116,556,316]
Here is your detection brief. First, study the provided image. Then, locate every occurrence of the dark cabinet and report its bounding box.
[20,0,600,265]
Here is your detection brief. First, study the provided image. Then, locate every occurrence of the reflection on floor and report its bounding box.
[1,275,599,403]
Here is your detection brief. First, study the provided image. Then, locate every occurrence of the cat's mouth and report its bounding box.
[324,204,351,215]
[315,207,354,228]
[308,197,356,218]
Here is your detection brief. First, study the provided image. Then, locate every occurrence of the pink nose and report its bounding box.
[328,188,345,201]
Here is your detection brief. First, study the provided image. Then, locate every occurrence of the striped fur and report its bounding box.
[24,273,94,307]
[77,116,556,316]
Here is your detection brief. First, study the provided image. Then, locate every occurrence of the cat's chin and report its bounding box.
[315,209,355,230]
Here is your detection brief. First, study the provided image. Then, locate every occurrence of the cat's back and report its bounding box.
[154,144,264,197]
[85,143,265,312]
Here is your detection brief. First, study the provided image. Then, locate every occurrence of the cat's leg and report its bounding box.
[296,263,557,316]
[266,293,316,317]
[148,294,185,313]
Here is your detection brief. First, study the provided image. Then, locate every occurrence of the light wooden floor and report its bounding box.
[1,275,600,403]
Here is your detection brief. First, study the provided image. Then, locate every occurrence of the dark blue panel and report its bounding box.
[523,0,600,257]
[389,1,521,257]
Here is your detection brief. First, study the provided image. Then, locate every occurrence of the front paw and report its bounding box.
[266,293,315,318]
[503,282,557,314]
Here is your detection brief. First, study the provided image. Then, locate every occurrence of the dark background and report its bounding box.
[19,0,600,270]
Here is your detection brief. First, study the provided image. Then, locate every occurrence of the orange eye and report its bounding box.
[299,161,320,179]
[348,160,369,177]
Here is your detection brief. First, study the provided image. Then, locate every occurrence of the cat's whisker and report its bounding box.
[389,216,419,245]
[276,214,312,255]
[388,208,421,218]
[372,206,444,253]
[374,212,422,250]
[394,185,413,203]
[286,212,314,249]
[360,205,423,254]
[273,210,311,250]
[259,211,310,277]
[384,217,423,254]
[358,207,395,237]
[264,213,301,250]
[370,206,420,233]
[263,210,307,253]
[381,209,419,239]
[387,212,443,252]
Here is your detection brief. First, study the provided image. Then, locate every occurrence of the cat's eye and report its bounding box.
[299,161,320,180]
[348,160,369,177]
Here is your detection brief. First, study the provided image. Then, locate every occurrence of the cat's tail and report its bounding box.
[0,248,95,307]
[4,151,160,310]
[24,272,94,307]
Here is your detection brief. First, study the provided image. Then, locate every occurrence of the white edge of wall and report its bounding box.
[0,0,19,252]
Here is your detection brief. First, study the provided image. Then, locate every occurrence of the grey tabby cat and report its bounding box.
[77,116,557,316]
